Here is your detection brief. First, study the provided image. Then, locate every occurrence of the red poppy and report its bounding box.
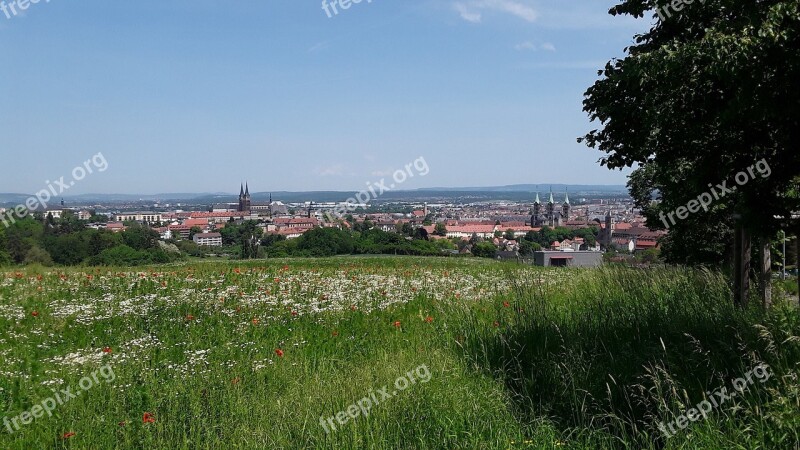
[425,316,434,323]
[275,349,284,357]
[393,321,402,328]
[142,412,156,423]
[350,305,357,311]
[118,421,126,426]
[291,311,298,317]
[332,331,339,337]
[31,311,39,317]
[36,275,43,281]
[185,314,195,321]
[232,377,241,385]
[493,321,500,327]
[251,318,259,325]
[234,268,241,274]
[503,301,510,308]
[102,347,112,354]
[62,432,76,439]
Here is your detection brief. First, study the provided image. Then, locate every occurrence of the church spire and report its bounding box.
[564,188,570,205]
[240,183,244,196]
[548,187,554,204]
[245,182,250,196]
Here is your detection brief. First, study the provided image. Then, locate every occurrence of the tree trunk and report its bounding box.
[760,238,772,308]
[734,222,752,308]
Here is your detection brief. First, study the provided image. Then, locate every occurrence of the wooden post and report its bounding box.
[742,228,751,307]
[760,238,772,309]
[733,219,752,308]
[734,220,743,307]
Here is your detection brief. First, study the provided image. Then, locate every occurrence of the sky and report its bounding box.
[0,0,653,195]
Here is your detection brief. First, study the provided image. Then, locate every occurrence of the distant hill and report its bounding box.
[0,185,629,207]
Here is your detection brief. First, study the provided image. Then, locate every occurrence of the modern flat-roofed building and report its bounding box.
[193,232,223,247]
[533,251,603,267]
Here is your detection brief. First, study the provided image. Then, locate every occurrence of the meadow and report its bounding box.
[0,257,798,449]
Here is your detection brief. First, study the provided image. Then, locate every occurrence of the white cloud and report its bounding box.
[453,0,538,23]
[514,41,537,51]
[540,42,556,52]
[307,41,330,53]
[314,164,345,176]
[514,41,556,52]
[453,3,482,23]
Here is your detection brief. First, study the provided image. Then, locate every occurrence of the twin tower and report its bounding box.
[532,189,570,228]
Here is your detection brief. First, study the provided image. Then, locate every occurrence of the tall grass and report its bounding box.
[450,265,800,448]
[0,259,797,449]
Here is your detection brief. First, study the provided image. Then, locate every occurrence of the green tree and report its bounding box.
[45,233,89,265]
[5,219,43,263]
[472,241,498,259]
[24,246,53,266]
[188,226,203,240]
[296,227,354,257]
[519,240,542,256]
[580,0,800,305]
[122,224,160,251]
[0,226,11,266]
[434,223,447,236]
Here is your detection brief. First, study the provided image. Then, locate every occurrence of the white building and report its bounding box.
[193,232,223,247]
[113,212,164,224]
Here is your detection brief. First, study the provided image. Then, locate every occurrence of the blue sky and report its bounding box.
[0,0,652,195]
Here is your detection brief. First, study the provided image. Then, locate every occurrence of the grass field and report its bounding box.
[1,257,798,449]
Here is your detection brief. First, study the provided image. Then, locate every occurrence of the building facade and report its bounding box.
[532,189,570,228]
